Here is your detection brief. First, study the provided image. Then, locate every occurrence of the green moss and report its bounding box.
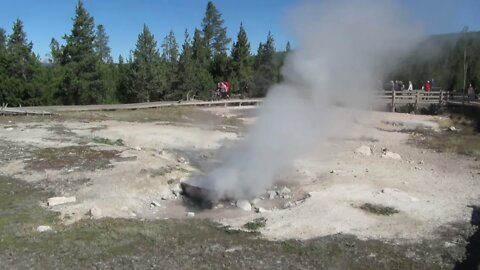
[93,137,124,146]
[243,217,267,231]
[359,203,399,216]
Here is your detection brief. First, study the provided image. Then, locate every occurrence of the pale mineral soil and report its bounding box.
[0,106,479,269]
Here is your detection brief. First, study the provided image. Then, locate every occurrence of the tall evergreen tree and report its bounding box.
[286,41,291,53]
[201,1,231,56]
[58,0,109,105]
[0,28,6,49]
[253,31,278,97]
[191,28,214,99]
[231,23,253,95]
[94,24,113,64]
[161,30,179,98]
[1,19,42,105]
[174,30,196,100]
[49,38,62,64]
[127,24,165,102]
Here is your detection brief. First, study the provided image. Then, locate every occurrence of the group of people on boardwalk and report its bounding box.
[386,80,433,92]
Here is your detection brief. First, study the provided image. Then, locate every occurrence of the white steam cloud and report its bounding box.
[197,0,424,199]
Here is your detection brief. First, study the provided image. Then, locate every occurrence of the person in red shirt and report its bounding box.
[424,81,431,92]
[223,81,230,99]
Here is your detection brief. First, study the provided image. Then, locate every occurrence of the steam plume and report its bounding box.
[198,0,424,199]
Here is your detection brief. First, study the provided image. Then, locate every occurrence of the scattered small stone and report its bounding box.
[133,146,142,151]
[88,206,102,219]
[170,184,182,197]
[47,196,76,206]
[278,186,291,197]
[36,225,52,232]
[414,166,422,170]
[382,151,402,160]
[216,204,224,208]
[251,198,261,205]
[225,246,242,253]
[448,126,457,131]
[150,201,161,207]
[5,127,14,131]
[283,201,295,209]
[177,157,187,163]
[267,190,276,199]
[236,200,252,211]
[255,207,268,213]
[355,145,372,156]
[186,212,195,217]
[419,160,425,165]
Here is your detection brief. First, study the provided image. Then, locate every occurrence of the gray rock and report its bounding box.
[36,225,52,232]
[278,187,291,197]
[150,201,161,207]
[251,198,261,205]
[88,206,102,219]
[236,200,252,211]
[171,184,182,197]
[186,212,195,217]
[255,207,268,213]
[47,196,76,206]
[382,151,402,160]
[283,201,295,209]
[267,190,276,199]
[355,145,372,156]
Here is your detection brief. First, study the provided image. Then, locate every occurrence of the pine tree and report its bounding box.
[49,38,62,64]
[1,19,42,105]
[161,30,179,98]
[176,29,214,100]
[0,27,8,105]
[94,24,113,64]
[191,28,214,99]
[231,23,253,96]
[286,41,291,53]
[0,28,6,49]
[253,31,278,97]
[58,0,109,105]
[128,24,165,102]
[175,30,196,100]
[201,1,231,56]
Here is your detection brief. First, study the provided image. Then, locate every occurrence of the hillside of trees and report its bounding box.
[390,30,480,92]
[0,1,286,106]
[0,1,478,106]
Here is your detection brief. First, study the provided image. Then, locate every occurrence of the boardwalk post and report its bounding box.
[391,90,396,112]
[440,90,444,105]
[415,91,420,111]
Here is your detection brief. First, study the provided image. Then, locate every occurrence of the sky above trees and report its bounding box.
[0,0,479,61]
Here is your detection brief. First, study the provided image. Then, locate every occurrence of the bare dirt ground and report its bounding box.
[1,106,479,269]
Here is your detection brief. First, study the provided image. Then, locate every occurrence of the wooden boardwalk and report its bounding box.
[1,91,478,116]
[0,99,263,115]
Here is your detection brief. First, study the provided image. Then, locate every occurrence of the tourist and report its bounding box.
[467,83,475,102]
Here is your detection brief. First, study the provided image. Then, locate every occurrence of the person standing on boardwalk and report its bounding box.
[467,83,475,102]
[408,81,413,91]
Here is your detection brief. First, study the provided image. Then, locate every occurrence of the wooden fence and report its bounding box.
[375,90,450,112]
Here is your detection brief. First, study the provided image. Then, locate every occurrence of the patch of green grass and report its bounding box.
[242,217,267,231]
[25,146,119,171]
[408,118,480,157]
[47,124,77,137]
[359,203,399,216]
[93,137,124,146]
[0,176,470,269]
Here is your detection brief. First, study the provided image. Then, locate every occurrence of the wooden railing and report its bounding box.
[375,90,450,112]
